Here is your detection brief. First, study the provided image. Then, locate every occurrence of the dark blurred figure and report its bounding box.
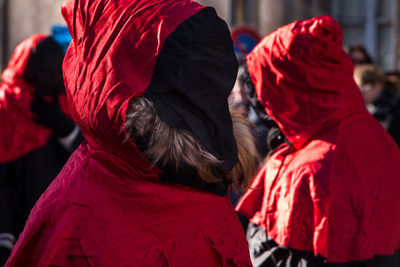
[229,63,288,233]
[241,64,288,156]
[230,62,270,159]
[230,58,288,162]
[0,35,82,263]
[385,71,400,94]
[345,44,373,66]
[354,64,400,146]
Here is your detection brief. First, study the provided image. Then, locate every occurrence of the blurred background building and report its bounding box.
[0,0,400,72]
[0,0,65,72]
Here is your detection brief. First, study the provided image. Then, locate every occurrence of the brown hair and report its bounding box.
[354,64,386,86]
[125,97,259,189]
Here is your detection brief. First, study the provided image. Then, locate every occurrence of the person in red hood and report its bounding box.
[6,0,260,266]
[236,16,400,266]
[0,35,82,263]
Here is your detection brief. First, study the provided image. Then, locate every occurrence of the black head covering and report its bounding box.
[144,7,239,171]
[23,37,64,96]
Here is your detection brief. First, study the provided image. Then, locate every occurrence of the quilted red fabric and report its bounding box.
[6,0,252,266]
[236,16,400,262]
[0,35,52,163]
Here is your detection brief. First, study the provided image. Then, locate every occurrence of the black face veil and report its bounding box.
[144,7,239,171]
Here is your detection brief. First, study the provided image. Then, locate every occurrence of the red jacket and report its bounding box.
[236,16,400,263]
[6,0,251,266]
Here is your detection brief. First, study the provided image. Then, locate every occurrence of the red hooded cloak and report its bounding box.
[236,16,400,263]
[6,0,251,266]
[0,35,52,163]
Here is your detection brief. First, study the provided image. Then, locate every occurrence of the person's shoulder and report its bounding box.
[299,139,335,164]
[7,201,106,266]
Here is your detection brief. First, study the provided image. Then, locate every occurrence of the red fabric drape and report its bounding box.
[6,1,252,266]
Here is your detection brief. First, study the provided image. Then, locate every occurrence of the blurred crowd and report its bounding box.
[348,45,400,146]
[0,1,400,267]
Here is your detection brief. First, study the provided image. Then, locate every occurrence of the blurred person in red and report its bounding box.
[6,0,260,266]
[236,16,400,266]
[0,35,82,263]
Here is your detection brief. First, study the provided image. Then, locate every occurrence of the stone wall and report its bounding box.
[258,0,284,36]
[6,0,64,64]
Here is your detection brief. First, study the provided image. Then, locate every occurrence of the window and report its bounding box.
[230,0,257,26]
[332,0,397,70]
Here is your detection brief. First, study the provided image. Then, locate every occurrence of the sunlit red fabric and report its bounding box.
[236,15,400,262]
[6,0,252,266]
[0,34,52,163]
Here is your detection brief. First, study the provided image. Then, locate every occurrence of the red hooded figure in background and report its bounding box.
[0,34,82,263]
[0,35,65,162]
[6,0,258,266]
[236,16,400,266]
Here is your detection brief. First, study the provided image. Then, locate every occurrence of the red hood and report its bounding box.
[247,15,366,148]
[1,34,47,85]
[62,0,204,176]
[238,16,400,262]
[4,3,253,266]
[0,35,53,163]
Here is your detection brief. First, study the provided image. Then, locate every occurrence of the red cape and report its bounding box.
[6,1,251,266]
[0,35,52,163]
[0,35,72,163]
[236,16,400,262]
